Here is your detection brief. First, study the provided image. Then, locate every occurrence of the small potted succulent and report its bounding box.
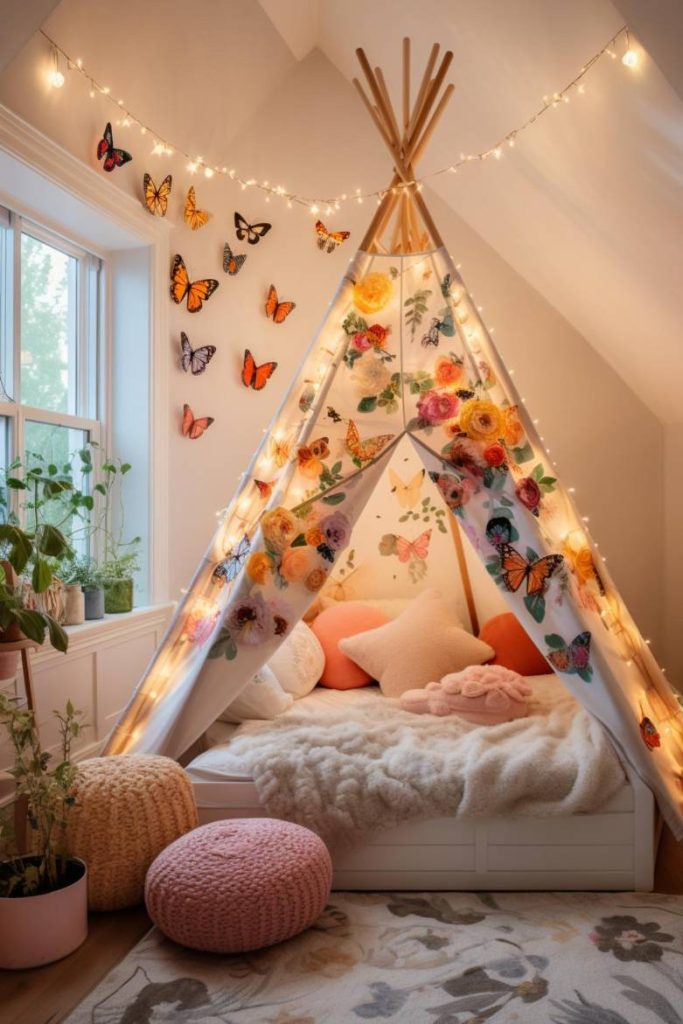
[60,556,105,621]
[0,694,87,969]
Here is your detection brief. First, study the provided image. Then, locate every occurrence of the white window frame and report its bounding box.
[0,208,103,545]
[0,102,170,605]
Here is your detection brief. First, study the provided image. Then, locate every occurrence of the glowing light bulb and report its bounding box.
[204,166,214,178]
[49,68,65,88]
[622,49,639,68]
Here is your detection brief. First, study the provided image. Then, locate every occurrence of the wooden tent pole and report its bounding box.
[402,37,411,132]
[448,515,480,635]
[357,42,454,252]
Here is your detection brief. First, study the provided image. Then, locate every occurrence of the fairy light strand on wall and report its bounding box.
[40,25,640,215]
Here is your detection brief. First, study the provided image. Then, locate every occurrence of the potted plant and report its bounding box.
[0,523,69,677]
[1,452,89,620]
[60,556,104,622]
[0,694,87,969]
[91,454,140,614]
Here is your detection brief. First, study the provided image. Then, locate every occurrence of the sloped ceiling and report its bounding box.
[4,0,682,422]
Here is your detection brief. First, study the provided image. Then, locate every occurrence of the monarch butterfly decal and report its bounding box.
[181,404,214,439]
[265,285,296,324]
[241,349,278,391]
[497,545,563,597]
[170,255,219,313]
[143,173,172,216]
[184,186,211,230]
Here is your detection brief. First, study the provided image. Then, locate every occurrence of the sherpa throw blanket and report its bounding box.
[203,677,626,844]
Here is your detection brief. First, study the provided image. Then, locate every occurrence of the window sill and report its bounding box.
[32,601,176,668]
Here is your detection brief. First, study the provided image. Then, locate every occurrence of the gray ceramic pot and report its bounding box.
[84,587,105,620]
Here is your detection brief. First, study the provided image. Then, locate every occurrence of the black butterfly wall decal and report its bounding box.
[234,212,271,245]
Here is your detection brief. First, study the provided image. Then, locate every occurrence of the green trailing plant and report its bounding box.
[0,693,85,897]
[84,448,140,581]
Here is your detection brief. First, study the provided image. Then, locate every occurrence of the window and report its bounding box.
[0,207,103,556]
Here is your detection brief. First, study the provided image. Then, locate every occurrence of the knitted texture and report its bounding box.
[401,665,532,723]
[66,755,198,911]
[145,818,332,953]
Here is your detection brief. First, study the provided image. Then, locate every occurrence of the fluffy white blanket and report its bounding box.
[221,677,626,844]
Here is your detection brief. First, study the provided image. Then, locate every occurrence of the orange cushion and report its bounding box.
[478,613,548,677]
[311,604,389,689]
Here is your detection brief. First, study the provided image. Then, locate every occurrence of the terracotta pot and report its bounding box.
[0,857,88,969]
[64,584,85,626]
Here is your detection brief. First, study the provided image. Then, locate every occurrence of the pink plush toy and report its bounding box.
[400,664,532,724]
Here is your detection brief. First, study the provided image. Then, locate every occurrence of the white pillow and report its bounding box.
[339,589,494,698]
[218,665,293,723]
[268,621,324,699]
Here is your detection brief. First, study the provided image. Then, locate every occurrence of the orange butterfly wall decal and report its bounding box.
[182,404,214,440]
[184,186,211,230]
[496,544,564,597]
[265,284,296,324]
[345,419,394,466]
[242,349,278,391]
[315,219,350,253]
[396,530,432,563]
[170,255,219,313]
[143,173,172,216]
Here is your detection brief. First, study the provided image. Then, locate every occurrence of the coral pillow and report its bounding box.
[311,604,389,689]
[339,589,494,698]
[478,612,549,676]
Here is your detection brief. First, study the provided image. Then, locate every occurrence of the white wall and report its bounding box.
[0,34,670,667]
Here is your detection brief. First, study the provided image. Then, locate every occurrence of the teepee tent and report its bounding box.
[105,42,683,840]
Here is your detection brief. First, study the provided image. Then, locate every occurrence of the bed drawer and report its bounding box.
[487,843,634,872]
[333,843,476,872]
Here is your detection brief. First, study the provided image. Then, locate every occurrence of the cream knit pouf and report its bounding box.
[67,755,198,911]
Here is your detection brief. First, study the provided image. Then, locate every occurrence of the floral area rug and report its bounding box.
[65,891,683,1024]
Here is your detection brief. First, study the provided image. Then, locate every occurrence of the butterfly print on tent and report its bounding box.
[213,535,251,586]
[545,631,592,682]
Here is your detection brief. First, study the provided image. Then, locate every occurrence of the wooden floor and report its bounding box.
[1,829,682,1024]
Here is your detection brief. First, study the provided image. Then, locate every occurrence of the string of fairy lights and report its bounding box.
[40,25,642,216]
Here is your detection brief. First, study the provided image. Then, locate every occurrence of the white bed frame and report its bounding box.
[191,763,659,891]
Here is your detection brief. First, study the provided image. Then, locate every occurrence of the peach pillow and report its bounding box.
[310,604,389,689]
[478,612,549,676]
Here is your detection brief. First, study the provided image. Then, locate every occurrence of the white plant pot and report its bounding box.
[0,857,88,969]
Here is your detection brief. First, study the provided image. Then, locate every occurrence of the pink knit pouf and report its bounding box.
[144,818,332,953]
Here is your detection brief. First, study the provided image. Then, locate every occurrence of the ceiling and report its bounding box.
[4,0,683,423]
